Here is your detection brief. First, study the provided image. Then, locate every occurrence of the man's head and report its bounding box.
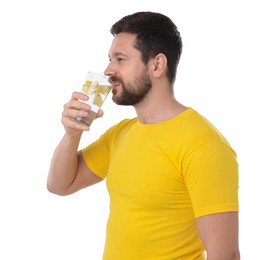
[110,12,182,85]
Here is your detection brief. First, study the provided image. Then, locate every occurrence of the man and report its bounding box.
[47,12,240,260]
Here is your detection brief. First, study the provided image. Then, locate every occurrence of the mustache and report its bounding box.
[109,76,123,84]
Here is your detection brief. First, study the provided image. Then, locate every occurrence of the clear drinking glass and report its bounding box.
[76,72,112,126]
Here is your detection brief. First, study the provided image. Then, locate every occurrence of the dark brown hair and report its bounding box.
[111,12,183,85]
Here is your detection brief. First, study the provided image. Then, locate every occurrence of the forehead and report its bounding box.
[108,32,140,57]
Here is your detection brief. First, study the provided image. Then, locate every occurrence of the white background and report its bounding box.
[0,0,279,259]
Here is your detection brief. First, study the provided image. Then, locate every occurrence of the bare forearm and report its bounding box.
[47,133,82,195]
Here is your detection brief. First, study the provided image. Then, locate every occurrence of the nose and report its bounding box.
[104,62,116,77]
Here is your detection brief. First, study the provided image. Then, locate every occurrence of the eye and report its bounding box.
[117,57,123,62]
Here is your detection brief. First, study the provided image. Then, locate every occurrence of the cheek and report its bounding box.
[121,63,147,84]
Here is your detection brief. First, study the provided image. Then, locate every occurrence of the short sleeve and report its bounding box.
[81,119,133,179]
[183,141,239,218]
[82,131,112,179]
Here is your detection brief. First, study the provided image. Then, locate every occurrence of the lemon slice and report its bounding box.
[82,80,92,93]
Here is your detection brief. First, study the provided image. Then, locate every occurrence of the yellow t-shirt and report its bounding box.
[82,108,239,260]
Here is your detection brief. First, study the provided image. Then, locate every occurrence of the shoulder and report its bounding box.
[181,108,233,149]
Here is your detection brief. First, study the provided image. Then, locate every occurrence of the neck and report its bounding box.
[134,89,188,124]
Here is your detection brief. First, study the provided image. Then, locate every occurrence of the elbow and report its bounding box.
[206,249,240,260]
[46,181,71,196]
[232,250,240,260]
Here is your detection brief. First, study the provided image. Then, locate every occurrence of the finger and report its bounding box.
[64,99,91,114]
[96,109,104,118]
[62,116,90,133]
[62,107,89,122]
[71,91,89,101]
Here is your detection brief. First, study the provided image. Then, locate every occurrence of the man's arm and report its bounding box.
[47,135,103,196]
[196,212,240,260]
[47,91,103,196]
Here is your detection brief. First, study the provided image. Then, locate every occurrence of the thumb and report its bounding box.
[96,109,104,118]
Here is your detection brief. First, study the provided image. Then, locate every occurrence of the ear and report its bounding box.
[150,53,167,78]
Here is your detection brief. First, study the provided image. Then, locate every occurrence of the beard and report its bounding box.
[110,70,152,106]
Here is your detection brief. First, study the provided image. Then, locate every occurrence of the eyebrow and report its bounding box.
[108,52,129,59]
